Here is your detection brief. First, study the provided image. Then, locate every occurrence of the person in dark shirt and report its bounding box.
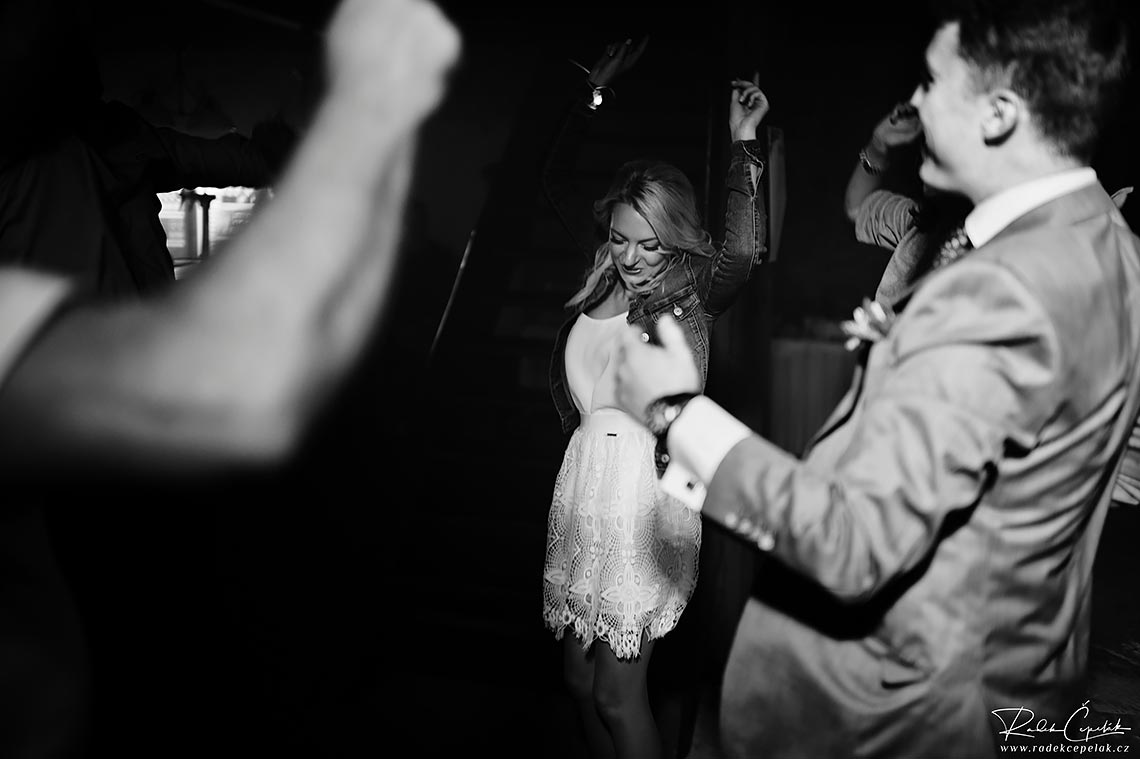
[0,0,297,299]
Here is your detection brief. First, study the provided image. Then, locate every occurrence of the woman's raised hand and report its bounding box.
[729,72,769,142]
[869,101,922,154]
[587,36,649,89]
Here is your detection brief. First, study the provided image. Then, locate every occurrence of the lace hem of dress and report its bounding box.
[542,603,684,660]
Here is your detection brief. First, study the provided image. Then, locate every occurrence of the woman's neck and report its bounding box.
[586,283,631,319]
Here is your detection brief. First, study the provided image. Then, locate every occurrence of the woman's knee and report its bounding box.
[591,664,642,723]
[562,640,594,703]
[564,668,594,704]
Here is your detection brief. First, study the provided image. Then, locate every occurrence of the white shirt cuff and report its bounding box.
[658,395,753,511]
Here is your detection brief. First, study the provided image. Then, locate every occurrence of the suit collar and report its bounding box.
[889,180,1119,315]
[966,167,1097,249]
[811,179,1124,456]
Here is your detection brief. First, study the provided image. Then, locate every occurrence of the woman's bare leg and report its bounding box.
[593,635,660,759]
[563,635,616,759]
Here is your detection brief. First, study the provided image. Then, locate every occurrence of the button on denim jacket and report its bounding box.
[543,100,770,438]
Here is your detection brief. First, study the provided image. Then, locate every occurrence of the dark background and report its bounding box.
[61,0,1140,324]
[75,0,936,321]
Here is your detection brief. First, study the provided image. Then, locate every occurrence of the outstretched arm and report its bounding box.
[0,0,460,475]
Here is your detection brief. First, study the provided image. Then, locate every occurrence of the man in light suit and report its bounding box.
[612,1,1140,756]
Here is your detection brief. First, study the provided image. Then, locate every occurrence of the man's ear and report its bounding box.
[981,89,1019,145]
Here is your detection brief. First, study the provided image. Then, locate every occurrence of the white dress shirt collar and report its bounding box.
[964,167,1098,249]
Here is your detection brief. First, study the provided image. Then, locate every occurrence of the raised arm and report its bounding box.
[844,101,922,222]
[699,75,770,317]
[541,37,647,260]
[0,0,460,475]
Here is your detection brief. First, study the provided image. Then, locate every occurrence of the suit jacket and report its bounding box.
[703,182,1140,758]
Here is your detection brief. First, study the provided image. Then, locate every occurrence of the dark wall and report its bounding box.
[24,0,1140,326]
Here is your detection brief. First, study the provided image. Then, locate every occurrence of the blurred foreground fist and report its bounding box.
[326,0,462,119]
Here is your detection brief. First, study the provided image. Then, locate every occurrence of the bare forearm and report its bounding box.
[195,92,428,377]
[0,300,285,473]
[125,96,426,458]
[0,0,459,474]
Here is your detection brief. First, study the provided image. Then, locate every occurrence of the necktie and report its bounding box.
[930,224,974,271]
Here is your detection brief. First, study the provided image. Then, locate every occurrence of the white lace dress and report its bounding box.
[542,310,701,660]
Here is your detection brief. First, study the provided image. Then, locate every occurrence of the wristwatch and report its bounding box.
[645,392,698,443]
[858,147,886,176]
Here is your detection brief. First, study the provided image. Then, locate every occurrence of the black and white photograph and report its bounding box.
[1,0,1139,757]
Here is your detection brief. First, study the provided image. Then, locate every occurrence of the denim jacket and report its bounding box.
[543,100,769,439]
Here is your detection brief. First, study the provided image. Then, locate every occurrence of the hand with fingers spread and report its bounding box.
[729,72,770,143]
[587,35,649,89]
[615,315,702,427]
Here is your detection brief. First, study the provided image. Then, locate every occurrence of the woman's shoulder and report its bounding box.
[647,259,702,303]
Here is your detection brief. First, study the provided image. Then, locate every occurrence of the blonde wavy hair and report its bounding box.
[566,159,714,311]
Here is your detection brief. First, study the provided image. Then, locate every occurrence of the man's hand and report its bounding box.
[615,315,701,426]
